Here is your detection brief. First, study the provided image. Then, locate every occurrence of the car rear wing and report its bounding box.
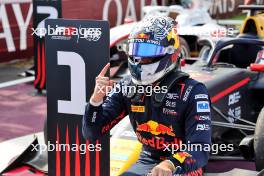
[239,5,264,16]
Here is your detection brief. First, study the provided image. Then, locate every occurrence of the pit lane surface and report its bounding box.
[0,83,46,142]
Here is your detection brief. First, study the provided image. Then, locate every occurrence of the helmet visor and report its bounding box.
[128,42,166,57]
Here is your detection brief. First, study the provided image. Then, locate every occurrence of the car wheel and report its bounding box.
[179,37,190,59]
[254,107,264,171]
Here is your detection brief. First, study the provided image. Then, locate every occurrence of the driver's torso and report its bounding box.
[117,77,208,157]
[83,74,211,174]
[128,88,185,154]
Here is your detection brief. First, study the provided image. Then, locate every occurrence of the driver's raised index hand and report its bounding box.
[90,63,114,104]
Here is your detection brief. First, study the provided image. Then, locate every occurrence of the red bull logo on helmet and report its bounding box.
[137,120,175,137]
[136,33,150,39]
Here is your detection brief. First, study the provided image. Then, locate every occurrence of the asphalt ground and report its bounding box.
[0,59,46,142]
[0,58,34,83]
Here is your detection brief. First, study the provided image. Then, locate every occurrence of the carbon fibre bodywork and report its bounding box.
[183,63,262,147]
[181,38,264,156]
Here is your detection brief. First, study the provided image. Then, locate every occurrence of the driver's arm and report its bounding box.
[82,82,127,140]
[82,64,128,140]
[168,83,212,174]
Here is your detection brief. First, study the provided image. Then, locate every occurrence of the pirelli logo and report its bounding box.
[131,105,145,112]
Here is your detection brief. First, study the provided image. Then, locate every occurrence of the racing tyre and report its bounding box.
[179,37,190,59]
[254,107,264,171]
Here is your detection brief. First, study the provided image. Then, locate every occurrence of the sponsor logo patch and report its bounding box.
[195,94,208,100]
[131,105,145,112]
[196,124,210,131]
[165,100,176,108]
[194,115,210,121]
[166,93,179,100]
[136,132,182,150]
[163,108,178,116]
[183,86,193,102]
[197,101,210,112]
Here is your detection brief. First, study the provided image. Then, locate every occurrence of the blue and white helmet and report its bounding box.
[127,15,181,85]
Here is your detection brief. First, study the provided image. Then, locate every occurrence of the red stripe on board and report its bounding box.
[65,126,70,176]
[56,125,60,176]
[95,140,100,176]
[75,126,80,176]
[40,43,46,89]
[85,140,90,176]
[34,42,41,86]
[211,77,250,103]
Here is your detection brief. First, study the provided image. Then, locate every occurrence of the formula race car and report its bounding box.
[109,34,264,175]
[198,5,264,62]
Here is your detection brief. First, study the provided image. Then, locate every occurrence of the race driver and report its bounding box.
[83,15,211,176]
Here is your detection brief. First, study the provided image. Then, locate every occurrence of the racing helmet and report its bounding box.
[127,15,182,85]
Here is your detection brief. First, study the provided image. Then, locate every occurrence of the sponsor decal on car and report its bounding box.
[228,106,241,122]
[197,101,210,112]
[131,105,145,112]
[196,124,210,131]
[228,91,241,106]
[195,94,208,100]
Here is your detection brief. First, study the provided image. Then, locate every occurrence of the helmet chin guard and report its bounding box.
[128,54,178,85]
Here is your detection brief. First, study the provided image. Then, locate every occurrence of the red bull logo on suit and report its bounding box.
[137,120,175,137]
